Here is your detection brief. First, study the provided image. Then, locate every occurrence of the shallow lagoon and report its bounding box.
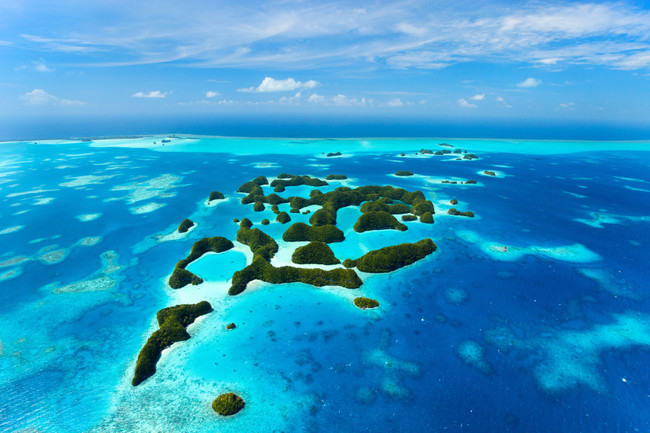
[1,136,650,432]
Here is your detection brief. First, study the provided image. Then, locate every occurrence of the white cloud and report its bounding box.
[33,60,54,72]
[279,92,302,104]
[470,94,485,101]
[308,93,325,104]
[12,2,650,71]
[458,98,477,108]
[387,98,404,107]
[496,96,512,108]
[558,102,576,110]
[517,78,542,88]
[205,91,219,98]
[20,88,83,105]
[307,93,370,106]
[132,90,169,98]
[239,77,320,93]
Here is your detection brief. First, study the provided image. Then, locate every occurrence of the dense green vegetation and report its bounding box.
[354,297,380,309]
[212,393,245,416]
[353,211,408,233]
[282,222,345,243]
[292,241,341,265]
[261,219,270,225]
[178,218,194,233]
[483,170,496,176]
[132,301,212,386]
[325,174,347,180]
[169,237,234,289]
[450,199,458,205]
[463,154,479,160]
[448,208,475,217]
[344,239,436,273]
[465,180,477,184]
[420,212,434,224]
[401,214,417,221]
[420,149,433,154]
[276,211,291,224]
[229,255,362,295]
[208,191,224,201]
[309,207,337,226]
[360,201,410,215]
[253,201,265,212]
[236,221,278,261]
[269,174,328,189]
[395,170,414,176]
[327,152,342,157]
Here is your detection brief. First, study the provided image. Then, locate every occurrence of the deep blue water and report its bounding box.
[0,137,649,432]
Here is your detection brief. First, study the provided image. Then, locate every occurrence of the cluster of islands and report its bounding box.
[132,146,479,417]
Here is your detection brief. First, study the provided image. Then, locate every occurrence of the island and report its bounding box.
[132,301,212,386]
[483,170,496,176]
[292,241,341,265]
[448,208,475,217]
[276,211,291,224]
[327,152,342,157]
[326,174,348,180]
[401,214,417,221]
[169,237,234,289]
[343,239,436,273]
[463,154,479,160]
[420,212,434,224]
[212,393,245,416]
[230,220,361,295]
[178,218,194,233]
[282,222,345,243]
[354,297,380,309]
[353,211,408,233]
[395,170,414,176]
[208,191,225,201]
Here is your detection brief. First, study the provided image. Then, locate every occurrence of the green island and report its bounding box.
[420,212,434,224]
[178,218,194,233]
[395,170,414,176]
[326,174,347,180]
[343,239,436,273]
[283,222,345,243]
[230,219,360,295]
[212,393,245,416]
[208,191,225,201]
[353,211,408,233]
[327,152,342,157]
[354,297,380,309]
[292,241,341,265]
[276,211,291,224]
[483,170,496,176]
[132,301,212,386]
[448,208,475,217]
[148,174,445,393]
[169,237,234,289]
[420,149,433,154]
[450,199,458,205]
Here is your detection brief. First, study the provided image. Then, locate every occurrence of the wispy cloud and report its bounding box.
[307,93,371,106]
[12,2,650,71]
[458,98,477,108]
[496,96,512,108]
[470,94,485,101]
[239,77,320,92]
[517,78,542,88]
[557,102,576,110]
[387,98,404,107]
[20,89,83,105]
[205,91,219,98]
[132,90,169,98]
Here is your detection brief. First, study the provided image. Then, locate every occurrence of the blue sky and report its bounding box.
[1,0,650,134]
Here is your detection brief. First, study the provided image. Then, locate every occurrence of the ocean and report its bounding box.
[1,135,649,432]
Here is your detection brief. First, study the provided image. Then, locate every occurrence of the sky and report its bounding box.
[1,0,650,138]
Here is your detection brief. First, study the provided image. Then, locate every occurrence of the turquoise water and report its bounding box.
[1,136,650,432]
